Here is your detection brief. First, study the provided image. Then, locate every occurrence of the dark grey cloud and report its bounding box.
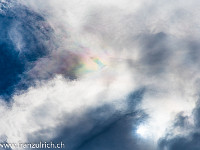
[26,50,81,81]
[82,3,200,150]
[159,133,200,150]
[137,32,172,75]
[173,112,190,128]
[159,100,200,150]
[25,88,150,150]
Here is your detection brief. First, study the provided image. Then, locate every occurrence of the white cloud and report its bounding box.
[1,0,200,148]
[0,61,136,145]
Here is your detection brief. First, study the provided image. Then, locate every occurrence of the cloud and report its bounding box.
[0,1,54,99]
[0,60,138,147]
[159,134,200,150]
[158,100,200,150]
[1,0,200,150]
[29,89,147,150]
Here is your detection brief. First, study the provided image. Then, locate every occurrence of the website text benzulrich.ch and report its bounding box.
[0,141,65,149]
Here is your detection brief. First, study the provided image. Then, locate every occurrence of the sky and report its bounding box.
[0,0,200,150]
